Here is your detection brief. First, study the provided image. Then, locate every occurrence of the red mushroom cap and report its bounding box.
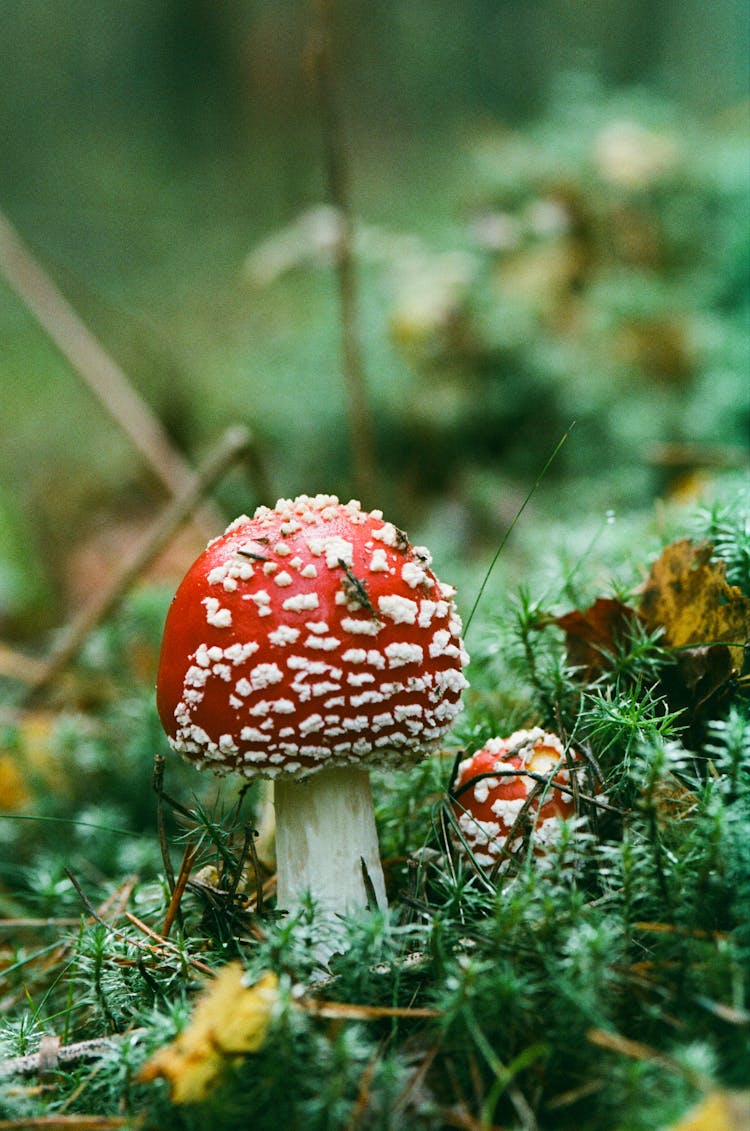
[452,729,584,867]
[156,495,469,778]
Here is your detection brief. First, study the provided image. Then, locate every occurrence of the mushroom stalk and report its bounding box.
[274,766,387,927]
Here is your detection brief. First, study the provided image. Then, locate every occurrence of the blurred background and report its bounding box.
[1,0,748,641]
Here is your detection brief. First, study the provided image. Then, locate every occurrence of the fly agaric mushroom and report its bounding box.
[156,494,469,930]
[451,729,585,869]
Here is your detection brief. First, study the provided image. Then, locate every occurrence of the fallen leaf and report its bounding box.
[638,540,750,721]
[639,540,750,666]
[0,711,58,810]
[556,597,639,679]
[666,1090,750,1131]
[139,964,278,1104]
[0,753,29,809]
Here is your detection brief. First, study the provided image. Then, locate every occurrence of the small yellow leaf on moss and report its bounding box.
[0,711,58,809]
[637,540,750,720]
[139,964,278,1104]
[639,539,750,669]
[0,754,29,809]
[667,1090,750,1130]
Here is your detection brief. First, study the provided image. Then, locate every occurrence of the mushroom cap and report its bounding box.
[156,494,469,779]
[452,729,584,867]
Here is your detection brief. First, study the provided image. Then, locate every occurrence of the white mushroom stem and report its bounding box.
[273,766,388,935]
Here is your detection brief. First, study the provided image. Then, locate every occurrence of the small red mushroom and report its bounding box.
[451,729,585,869]
[156,494,469,935]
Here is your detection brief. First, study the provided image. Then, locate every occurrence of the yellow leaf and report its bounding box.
[639,539,750,669]
[667,1090,750,1131]
[638,540,750,724]
[0,711,58,809]
[139,965,278,1104]
[0,753,29,809]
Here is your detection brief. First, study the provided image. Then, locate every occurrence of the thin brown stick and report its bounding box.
[242,873,277,915]
[62,868,211,976]
[123,912,213,976]
[310,0,376,501]
[0,876,139,1015]
[299,999,440,1021]
[434,1109,505,1131]
[24,424,252,698]
[64,870,119,931]
[633,920,729,942]
[0,645,48,685]
[587,1027,711,1089]
[161,842,197,939]
[0,208,223,540]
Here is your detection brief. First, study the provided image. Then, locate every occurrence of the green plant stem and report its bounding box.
[464,425,574,638]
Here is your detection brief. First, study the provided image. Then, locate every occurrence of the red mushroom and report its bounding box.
[451,729,585,869]
[156,494,469,932]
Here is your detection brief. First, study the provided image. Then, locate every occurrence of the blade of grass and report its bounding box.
[464,425,574,639]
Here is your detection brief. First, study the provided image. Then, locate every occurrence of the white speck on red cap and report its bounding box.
[202,597,232,628]
[385,642,424,668]
[369,549,389,572]
[268,625,300,646]
[378,595,418,624]
[283,592,320,613]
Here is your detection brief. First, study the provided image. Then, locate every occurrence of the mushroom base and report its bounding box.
[274,766,388,937]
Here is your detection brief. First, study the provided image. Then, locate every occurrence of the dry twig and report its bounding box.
[0,646,48,684]
[24,425,252,698]
[161,842,198,939]
[0,209,225,539]
[309,0,376,501]
[587,1027,712,1089]
[299,999,440,1021]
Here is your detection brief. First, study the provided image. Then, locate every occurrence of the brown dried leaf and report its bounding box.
[139,964,278,1104]
[555,597,639,679]
[638,540,750,720]
[639,539,750,668]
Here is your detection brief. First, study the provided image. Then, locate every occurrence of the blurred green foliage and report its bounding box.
[0,5,748,633]
[375,73,749,506]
